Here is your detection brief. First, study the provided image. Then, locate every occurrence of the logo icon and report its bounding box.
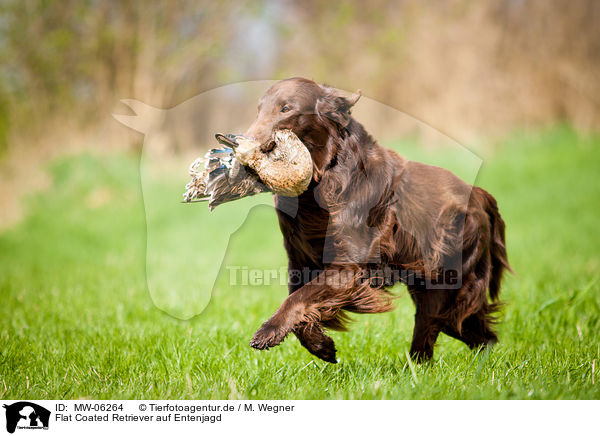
[3,402,50,433]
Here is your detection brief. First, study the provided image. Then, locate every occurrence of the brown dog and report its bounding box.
[244,78,510,363]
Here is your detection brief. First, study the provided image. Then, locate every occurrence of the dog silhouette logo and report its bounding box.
[3,402,50,433]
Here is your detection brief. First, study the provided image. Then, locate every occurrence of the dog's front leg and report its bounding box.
[293,323,338,363]
[249,268,354,352]
[249,291,309,350]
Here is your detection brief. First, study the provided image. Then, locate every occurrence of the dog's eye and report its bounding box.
[281,106,291,113]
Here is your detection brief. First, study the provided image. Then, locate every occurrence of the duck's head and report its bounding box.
[215,130,313,197]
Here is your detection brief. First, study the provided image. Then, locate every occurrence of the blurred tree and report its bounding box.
[0,0,598,155]
[0,0,246,151]
[275,0,600,136]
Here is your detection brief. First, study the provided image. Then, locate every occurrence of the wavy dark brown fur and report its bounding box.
[243,78,511,363]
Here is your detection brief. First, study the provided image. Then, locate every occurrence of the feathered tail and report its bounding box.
[477,187,512,301]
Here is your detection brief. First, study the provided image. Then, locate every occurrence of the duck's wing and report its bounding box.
[205,166,268,210]
[183,147,231,203]
[183,146,269,209]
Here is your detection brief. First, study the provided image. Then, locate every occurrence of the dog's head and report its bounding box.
[245,78,361,180]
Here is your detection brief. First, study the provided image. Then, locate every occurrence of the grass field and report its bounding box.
[1,126,599,399]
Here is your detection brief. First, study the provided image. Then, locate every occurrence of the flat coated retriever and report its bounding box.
[243,77,510,363]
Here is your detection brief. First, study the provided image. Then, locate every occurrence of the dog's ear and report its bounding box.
[316,88,361,127]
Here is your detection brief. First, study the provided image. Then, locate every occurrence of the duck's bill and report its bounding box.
[181,198,209,203]
[215,133,239,148]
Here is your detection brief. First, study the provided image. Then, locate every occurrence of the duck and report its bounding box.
[183,129,313,210]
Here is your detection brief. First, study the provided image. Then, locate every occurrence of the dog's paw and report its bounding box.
[250,322,289,350]
[309,336,338,364]
[294,324,338,363]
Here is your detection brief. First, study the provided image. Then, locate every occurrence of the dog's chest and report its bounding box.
[274,193,330,266]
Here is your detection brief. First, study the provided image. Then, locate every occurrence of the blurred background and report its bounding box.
[1,0,599,227]
[1,0,599,399]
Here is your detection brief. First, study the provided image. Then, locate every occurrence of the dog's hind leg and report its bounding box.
[408,288,450,363]
[439,208,502,353]
[441,306,498,350]
[439,269,500,351]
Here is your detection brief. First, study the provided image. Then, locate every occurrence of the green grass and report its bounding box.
[1,126,599,399]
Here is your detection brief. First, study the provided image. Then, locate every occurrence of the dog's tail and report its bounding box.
[477,187,512,301]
